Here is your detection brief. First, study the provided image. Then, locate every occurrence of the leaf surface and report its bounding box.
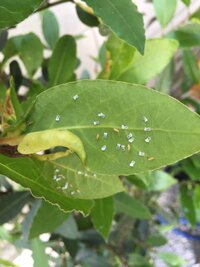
[26,80,200,175]
[118,39,178,84]
[0,0,43,29]
[83,0,145,54]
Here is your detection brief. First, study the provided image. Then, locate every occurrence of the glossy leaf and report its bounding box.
[76,5,99,27]
[32,238,49,267]
[25,80,200,175]
[83,0,145,54]
[169,23,200,47]
[42,10,59,50]
[0,191,32,225]
[0,0,43,29]
[48,35,76,86]
[114,193,151,219]
[20,33,43,76]
[28,200,68,239]
[119,39,178,84]
[0,154,93,215]
[153,0,177,28]
[91,197,114,240]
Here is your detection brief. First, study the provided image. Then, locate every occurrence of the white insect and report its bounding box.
[73,94,79,100]
[55,115,60,122]
[93,121,100,126]
[145,137,152,143]
[143,116,148,123]
[139,151,145,157]
[101,145,107,151]
[144,127,151,132]
[98,112,106,118]
[121,124,128,130]
[103,132,108,139]
[129,160,136,167]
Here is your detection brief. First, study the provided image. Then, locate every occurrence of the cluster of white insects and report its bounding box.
[54,94,154,171]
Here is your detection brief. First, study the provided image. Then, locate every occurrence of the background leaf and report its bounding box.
[83,0,145,54]
[42,10,59,50]
[48,35,76,86]
[31,238,49,267]
[114,193,151,219]
[0,0,43,29]
[0,191,32,225]
[118,39,178,84]
[76,5,99,27]
[91,197,114,240]
[26,80,200,175]
[153,0,177,28]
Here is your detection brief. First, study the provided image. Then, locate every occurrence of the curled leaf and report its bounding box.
[17,129,86,162]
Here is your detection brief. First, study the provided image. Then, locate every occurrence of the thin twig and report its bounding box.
[35,0,74,13]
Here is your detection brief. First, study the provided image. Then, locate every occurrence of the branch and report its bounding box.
[35,0,74,13]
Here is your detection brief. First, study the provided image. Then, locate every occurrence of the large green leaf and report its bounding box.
[42,10,59,50]
[25,80,200,175]
[91,197,114,240]
[48,35,76,86]
[118,39,178,84]
[114,193,151,219]
[0,0,43,29]
[27,200,68,239]
[83,0,145,54]
[0,154,93,215]
[153,0,177,28]
[0,191,32,225]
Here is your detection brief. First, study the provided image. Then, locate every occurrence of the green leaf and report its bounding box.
[0,154,93,215]
[181,0,190,6]
[48,35,76,86]
[0,258,19,267]
[147,170,177,192]
[76,5,99,27]
[128,254,151,267]
[42,10,59,50]
[31,238,49,267]
[83,0,145,54]
[153,0,177,28]
[180,185,196,226]
[28,200,68,239]
[0,191,32,225]
[0,0,43,29]
[91,197,114,240]
[55,215,79,239]
[20,33,43,76]
[147,234,167,247]
[182,49,200,84]
[114,193,151,219]
[25,80,200,175]
[119,39,178,84]
[169,23,200,47]
[104,33,135,79]
[155,61,174,94]
[157,252,186,267]
[3,35,23,63]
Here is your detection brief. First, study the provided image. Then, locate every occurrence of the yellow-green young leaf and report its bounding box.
[42,10,59,50]
[0,0,43,29]
[0,154,93,215]
[91,197,114,240]
[119,39,178,84]
[0,258,19,267]
[153,0,177,28]
[83,0,145,54]
[48,35,76,86]
[101,33,135,80]
[181,0,190,6]
[25,80,200,176]
[17,128,87,163]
